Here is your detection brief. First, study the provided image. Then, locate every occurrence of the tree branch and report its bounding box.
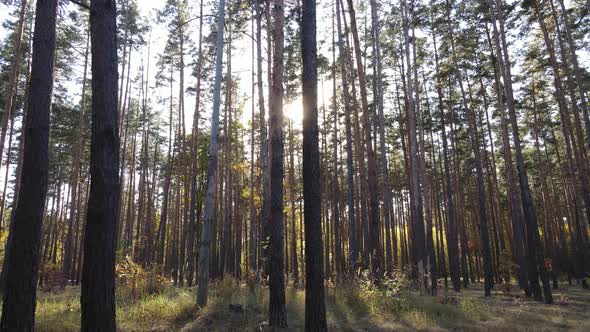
[68,0,91,12]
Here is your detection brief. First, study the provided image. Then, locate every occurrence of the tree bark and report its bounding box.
[302,0,327,329]
[197,0,226,307]
[81,0,120,329]
[0,0,57,329]
[268,0,287,327]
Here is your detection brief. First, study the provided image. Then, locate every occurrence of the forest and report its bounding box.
[0,0,589,330]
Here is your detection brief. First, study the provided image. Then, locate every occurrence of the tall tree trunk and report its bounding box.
[445,0,493,296]
[64,31,90,278]
[197,0,226,307]
[402,0,426,283]
[0,0,57,329]
[81,0,120,329]
[345,0,381,281]
[248,1,257,275]
[268,0,287,326]
[0,0,28,166]
[257,0,271,275]
[187,0,204,287]
[302,0,327,329]
[288,122,299,284]
[520,0,561,301]
[335,0,357,276]
[484,11,529,293]
[430,12,460,291]
[370,0,394,276]
[156,64,175,266]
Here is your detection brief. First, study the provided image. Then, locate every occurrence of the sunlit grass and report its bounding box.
[0,277,587,331]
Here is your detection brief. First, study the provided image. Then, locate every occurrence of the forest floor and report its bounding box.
[9,277,590,331]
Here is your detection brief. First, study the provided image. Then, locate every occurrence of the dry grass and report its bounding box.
[2,277,589,331]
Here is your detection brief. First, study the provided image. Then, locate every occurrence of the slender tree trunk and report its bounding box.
[522,0,562,301]
[288,122,299,284]
[256,0,271,276]
[248,1,257,276]
[402,0,427,283]
[430,15,460,291]
[64,31,90,278]
[345,0,381,281]
[335,0,357,276]
[197,0,226,307]
[0,0,28,166]
[268,0,287,326]
[369,0,393,276]
[446,0,493,296]
[187,0,204,287]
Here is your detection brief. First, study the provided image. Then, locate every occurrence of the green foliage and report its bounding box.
[1,278,587,331]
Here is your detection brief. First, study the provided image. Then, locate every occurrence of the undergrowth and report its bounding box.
[0,265,587,331]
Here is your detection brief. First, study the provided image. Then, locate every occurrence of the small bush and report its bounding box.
[115,256,166,300]
[39,263,67,292]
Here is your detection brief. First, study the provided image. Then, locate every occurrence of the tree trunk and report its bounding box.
[430,16,460,291]
[0,0,28,167]
[187,0,204,286]
[197,0,226,307]
[81,0,120,329]
[268,0,287,326]
[64,31,90,278]
[335,0,357,276]
[345,0,381,281]
[445,0,493,296]
[402,0,426,283]
[302,0,327,329]
[0,0,57,329]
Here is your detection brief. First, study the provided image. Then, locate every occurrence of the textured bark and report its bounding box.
[0,0,57,329]
[197,0,226,307]
[81,0,120,330]
[302,1,327,329]
[268,0,287,327]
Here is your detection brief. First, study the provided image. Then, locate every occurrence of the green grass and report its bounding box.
[2,278,589,331]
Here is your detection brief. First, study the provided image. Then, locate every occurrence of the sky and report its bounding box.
[0,0,587,140]
[0,0,588,205]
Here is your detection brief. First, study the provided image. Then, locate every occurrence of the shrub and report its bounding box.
[39,263,67,292]
[115,256,166,300]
